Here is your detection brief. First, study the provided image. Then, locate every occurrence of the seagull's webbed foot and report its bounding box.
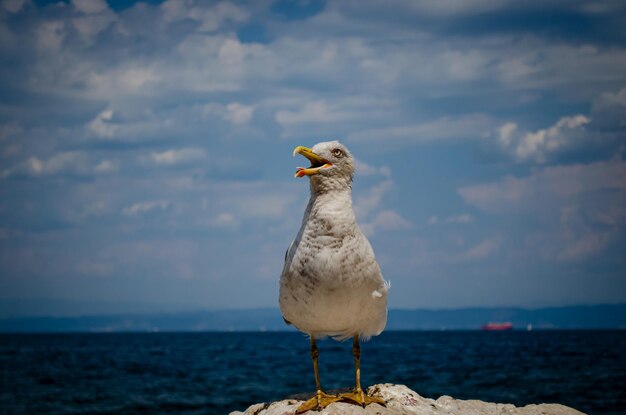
[338,335,386,408]
[339,389,386,408]
[295,390,342,413]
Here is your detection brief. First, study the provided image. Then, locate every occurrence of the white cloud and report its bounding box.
[88,109,117,138]
[426,214,474,225]
[219,37,245,64]
[85,66,160,98]
[2,0,26,13]
[122,200,171,216]
[161,0,249,31]
[225,102,254,124]
[440,50,488,81]
[387,0,505,17]
[205,181,302,222]
[172,35,268,93]
[446,214,474,224]
[361,209,412,236]
[459,160,626,260]
[1,152,123,179]
[94,159,119,174]
[497,122,517,147]
[19,152,89,177]
[35,20,65,52]
[84,107,176,142]
[353,176,411,236]
[591,87,626,129]
[561,202,624,260]
[72,0,109,14]
[276,100,355,126]
[498,115,590,163]
[354,179,393,219]
[71,0,117,44]
[459,160,626,213]
[272,95,397,138]
[355,158,391,178]
[143,148,208,166]
[203,102,254,124]
[350,114,494,143]
[456,237,500,261]
[119,67,159,91]
[209,212,239,228]
[0,123,22,141]
[3,0,626,308]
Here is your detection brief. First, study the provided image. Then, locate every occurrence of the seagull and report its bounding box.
[279,141,389,413]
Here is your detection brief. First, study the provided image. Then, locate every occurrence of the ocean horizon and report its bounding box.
[1,303,625,333]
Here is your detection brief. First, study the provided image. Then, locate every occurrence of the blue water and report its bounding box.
[1,331,624,415]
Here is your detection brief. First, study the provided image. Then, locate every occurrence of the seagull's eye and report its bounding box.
[332,149,343,158]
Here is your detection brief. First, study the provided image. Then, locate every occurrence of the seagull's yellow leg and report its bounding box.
[339,335,386,407]
[295,337,342,413]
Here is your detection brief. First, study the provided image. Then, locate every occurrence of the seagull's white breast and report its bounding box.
[279,191,388,340]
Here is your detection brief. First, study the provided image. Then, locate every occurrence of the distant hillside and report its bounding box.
[0,304,624,332]
[389,304,626,330]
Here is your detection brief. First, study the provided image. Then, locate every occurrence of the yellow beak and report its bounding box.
[293,146,333,178]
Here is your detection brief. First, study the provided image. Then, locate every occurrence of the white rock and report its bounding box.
[229,384,586,415]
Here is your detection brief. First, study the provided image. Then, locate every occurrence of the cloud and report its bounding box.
[203,102,254,125]
[225,102,254,124]
[427,214,474,225]
[459,160,626,214]
[71,0,118,44]
[354,158,391,178]
[497,115,590,163]
[208,212,239,229]
[275,100,357,126]
[2,0,26,14]
[72,0,110,15]
[122,200,171,216]
[35,20,66,52]
[88,109,118,138]
[361,209,412,236]
[143,148,208,166]
[459,160,626,260]
[350,114,494,143]
[1,151,100,178]
[85,107,172,142]
[456,237,501,261]
[591,87,626,129]
[161,0,249,31]
[2,0,626,310]
[203,181,302,222]
[354,179,394,219]
[446,214,474,224]
[332,0,507,19]
[352,173,412,236]
[272,95,397,138]
[93,159,119,174]
[0,123,22,141]
[555,205,615,261]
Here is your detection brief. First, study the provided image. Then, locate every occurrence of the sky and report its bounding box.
[0,0,625,316]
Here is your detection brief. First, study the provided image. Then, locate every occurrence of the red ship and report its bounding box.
[481,322,513,331]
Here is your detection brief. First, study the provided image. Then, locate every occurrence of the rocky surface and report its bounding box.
[229,384,586,415]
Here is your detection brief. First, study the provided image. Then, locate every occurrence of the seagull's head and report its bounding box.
[293,140,355,192]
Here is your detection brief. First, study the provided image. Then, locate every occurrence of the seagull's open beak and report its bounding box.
[293,146,333,178]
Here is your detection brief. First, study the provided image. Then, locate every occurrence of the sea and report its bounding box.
[1,330,624,415]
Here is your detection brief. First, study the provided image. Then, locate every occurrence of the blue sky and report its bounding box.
[1,0,625,316]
